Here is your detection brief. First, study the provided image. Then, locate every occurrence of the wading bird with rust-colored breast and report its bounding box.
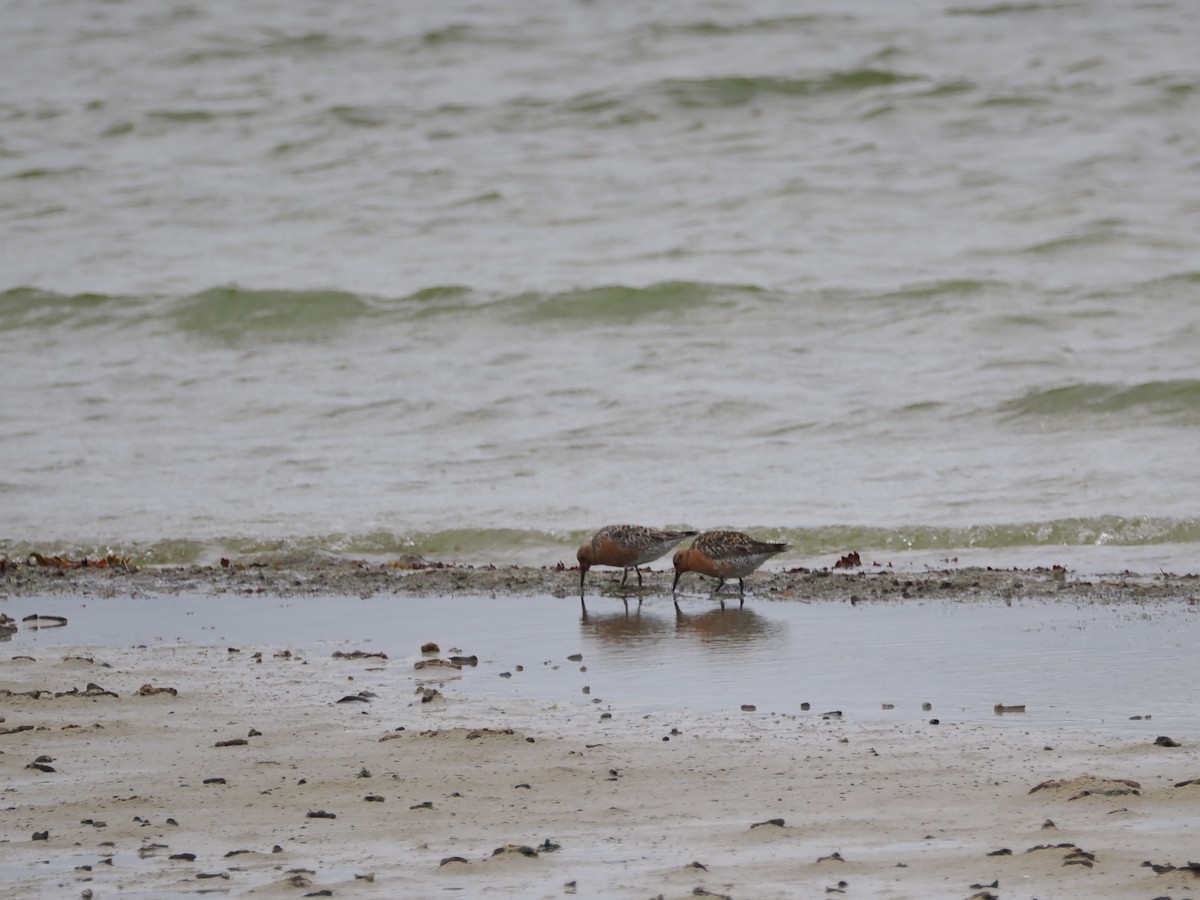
[672,530,788,606]
[577,525,698,599]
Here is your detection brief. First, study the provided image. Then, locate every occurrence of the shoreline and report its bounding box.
[2,553,1197,603]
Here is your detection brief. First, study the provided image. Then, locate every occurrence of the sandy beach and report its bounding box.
[3,558,1200,899]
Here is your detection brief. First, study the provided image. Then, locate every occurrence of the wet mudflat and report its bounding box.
[4,565,1200,899]
[6,585,1198,732]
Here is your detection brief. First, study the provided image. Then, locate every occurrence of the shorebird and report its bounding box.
[576,525,698,598]
[672,530,788,605]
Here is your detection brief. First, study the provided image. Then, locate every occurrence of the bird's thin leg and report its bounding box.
[621,596,629,612]
[714,578,725,593]
[620,567,629,587]
[635,566,643,587]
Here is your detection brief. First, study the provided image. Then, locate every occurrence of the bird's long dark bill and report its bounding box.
[671,570,682,592]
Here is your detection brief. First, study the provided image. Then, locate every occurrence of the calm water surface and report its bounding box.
[8,592,1199,734]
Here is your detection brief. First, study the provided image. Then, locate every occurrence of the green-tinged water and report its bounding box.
[2,0,1199,571]
[3,516,1197,571]
[1000,380,1200,424]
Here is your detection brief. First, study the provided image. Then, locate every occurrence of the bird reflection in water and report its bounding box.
[671,603,774,645]
[579,598,673,645]
[579,598,777,649]
[577,588,647,617]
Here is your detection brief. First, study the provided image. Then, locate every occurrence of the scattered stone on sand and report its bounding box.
[333,650,388,660]
[421,642,440,653]
[1063,848,1096,867]
[306,810,336,819]
[214,738,248,747]
[137,683,178,696]
[440,856,469,867]
[492,844,538,858]
[1029,775,1141,799]
[1141,860,1200,874]
[463,728,517,739]
[993,703,1026,714]
[1154,735,1181,747]
[415,658,461,670]
[750,818,785,829]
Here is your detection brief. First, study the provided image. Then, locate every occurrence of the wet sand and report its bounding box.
[2,552,1197,602]
[3,558,1200,898]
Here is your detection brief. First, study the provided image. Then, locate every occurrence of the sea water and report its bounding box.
[2,0,1200,570]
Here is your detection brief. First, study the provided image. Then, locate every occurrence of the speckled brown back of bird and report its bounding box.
[672,530,788,598]
[577,524,698,595]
